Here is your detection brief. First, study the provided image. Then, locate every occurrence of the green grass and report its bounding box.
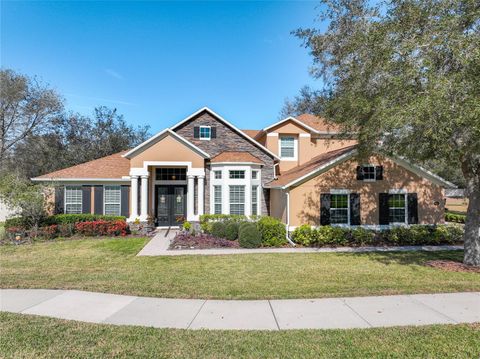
[0,222,5,241]
[0,312,478,358]
[1,237,478,299]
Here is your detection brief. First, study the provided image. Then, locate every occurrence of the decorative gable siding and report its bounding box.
[174,111,275,215]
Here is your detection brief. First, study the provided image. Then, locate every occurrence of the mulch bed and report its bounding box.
[170,233,239,250]
[425,260,480,273]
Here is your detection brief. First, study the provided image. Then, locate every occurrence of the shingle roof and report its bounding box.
[267,145,357,188]
[296,114,342,133]
[211,151,264,164]
[33,151,130,180]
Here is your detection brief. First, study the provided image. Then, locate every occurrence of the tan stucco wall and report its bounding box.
[270,188,287,223]
[287,155,445,227]
[130,135,205,168]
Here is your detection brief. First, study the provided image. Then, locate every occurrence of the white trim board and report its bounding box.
[169,107,280,160]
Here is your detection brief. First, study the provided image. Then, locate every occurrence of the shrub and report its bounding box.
[44,214,126,225]
[182,221,192,232]
[350,227,375,246]
[238,223,262,248]
[74,220,128,236]
[211,221,227,239]
[445,212,466,223]
[256,216,287,247]
[200,214,253,233]
[5,217,28,230]
[224,221,239,240]
[291,224,316,246]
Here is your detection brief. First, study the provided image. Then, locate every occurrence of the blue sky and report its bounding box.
[2,1,323,132]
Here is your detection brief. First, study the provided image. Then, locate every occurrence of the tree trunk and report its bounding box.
[463,180,480,267]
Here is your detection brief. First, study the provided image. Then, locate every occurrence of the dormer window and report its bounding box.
[279,135,297,160]
[199,126,211,140]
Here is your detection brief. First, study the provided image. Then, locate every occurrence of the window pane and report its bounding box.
[229,185,245,215]
[200,127,211,139]
[362,166,375,180]
[104,186,121,216]
[252,171,258,179]
[105,204,121,216]
[214,171,222,179]
[251,185,258,215]
[229,170,245,179]
[65,186,82,214]
[280,136,295,158]
[214,185,222,214]
[155,168,186,181]
[330,194,349,224]
[388,194,406,223]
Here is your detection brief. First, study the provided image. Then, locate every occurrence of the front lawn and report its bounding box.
[0,312,478,358]
[1,237,478,299]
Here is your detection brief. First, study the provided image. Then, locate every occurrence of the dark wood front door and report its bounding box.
[155,185,187,226]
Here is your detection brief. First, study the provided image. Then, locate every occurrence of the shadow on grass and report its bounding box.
[346,250,464,267]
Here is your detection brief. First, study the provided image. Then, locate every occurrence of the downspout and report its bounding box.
[285,190,296,246]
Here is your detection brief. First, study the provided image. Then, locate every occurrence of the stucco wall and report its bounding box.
[287,155,445,227]
[130,135,205,168]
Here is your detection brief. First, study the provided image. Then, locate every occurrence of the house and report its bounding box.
[32,107,454,230]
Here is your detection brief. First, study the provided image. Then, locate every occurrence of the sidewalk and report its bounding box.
[1,289,478,330]
[137,229,463,256]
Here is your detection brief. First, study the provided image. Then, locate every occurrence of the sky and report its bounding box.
[1,1,324,133]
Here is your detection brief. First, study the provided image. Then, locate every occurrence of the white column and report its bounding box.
[139,174,149,221]
[128,176,139,222]
[197,175,205,216]
[187,175,195,221]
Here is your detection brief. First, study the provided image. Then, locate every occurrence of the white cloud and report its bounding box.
[105,68,124,80]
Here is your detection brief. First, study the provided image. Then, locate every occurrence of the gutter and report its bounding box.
[285,191,296,246]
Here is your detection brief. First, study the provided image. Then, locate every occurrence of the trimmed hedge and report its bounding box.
[257,216,287,247]
[238,223,262,248]
[199,214,257,233]
[211,221,227,239]
[291,224,463,247]
[224,221,239,241]
[445,212,466,224]
[5,214,126,230]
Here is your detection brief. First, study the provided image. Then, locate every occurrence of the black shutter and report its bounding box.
[211,126,217,138]
[407,193,418,224]
[320,193,331,225]
[356,166,364,180]
[54,186,64,214]
[193,126,200,138]
[379,193,390,225]
[82,186,91,214]
[94,186,104,215]
[375,166,383,180]
[350,193,361,225]
[121,185,130,217]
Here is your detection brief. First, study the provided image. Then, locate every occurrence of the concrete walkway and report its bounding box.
[137,230,462,256]
[1,289,478,330]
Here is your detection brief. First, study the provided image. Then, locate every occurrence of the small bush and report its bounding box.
[44,214,125,225]
[182,221,192,232]
[445,212,466,223]
[4,217,27,230]
[74,220,128,236]
[257,216,287,247]
[224,221,239,240]
[211,221,227,239]
[350,227,375,246]
[238,223,262,248]
[291,224,316,246]
[200,214,254,233]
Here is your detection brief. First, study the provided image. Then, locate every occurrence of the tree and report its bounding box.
[279,86,326,119]
[293,0,480,265]
[0,69,63,163]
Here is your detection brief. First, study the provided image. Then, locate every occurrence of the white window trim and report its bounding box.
[199,126,211,140]
[361,164,377,182]
[251,185,259,216]
[103,185,122,216]
[210,164,261,215]
[64,186,83,214]
[213,185,222,214]
[329,192,350,226]
[388,191,409,225]
[278,135,298,161]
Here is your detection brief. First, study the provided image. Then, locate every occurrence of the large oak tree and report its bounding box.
[293,0,480,265]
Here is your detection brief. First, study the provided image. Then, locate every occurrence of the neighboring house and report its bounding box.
[32,107,454,229]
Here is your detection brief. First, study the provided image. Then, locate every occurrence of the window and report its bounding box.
[104,186,121,216]
[65,186,82,214]
[362,166,376,181]
[156,168,186,181]
[229,185,245,215]
[199,126,211,140]
[279,136,296,159]
[229,170,245,179]
[214,170,222,179]
[389,194,406,223]
[330,194,349,224]
[252,170,258,179]
[251,185,258,215]
[214,185,222,214]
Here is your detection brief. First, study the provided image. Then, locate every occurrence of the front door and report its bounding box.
[155,185,187,226]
